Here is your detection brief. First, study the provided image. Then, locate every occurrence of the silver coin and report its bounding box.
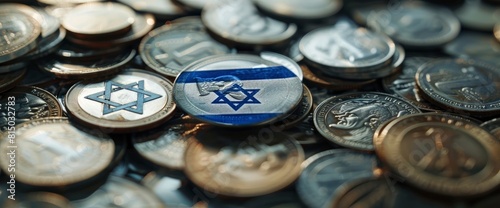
[174,54,303,127]
[297,149,378,208]
[383,57,436,111]
[0,4,59,38]
[260,51,303,81]
[254,0,342,20]
[202,0,297,47]
[313,92,421,151]
[416,58,500,116]
[444,31,500,66]
[300,21,395,71]
[139,17,230,77]
[118,0,187,20]
[367,1,460,48]
[454,0,500,31]
[71,175,165,208]
[0,12,41,64]
[0,117,115,187]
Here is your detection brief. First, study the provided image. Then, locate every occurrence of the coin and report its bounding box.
[23,27,66,61]
[132,121,207,170]
[1,192,71,208]
[480,118,500,141]
[260,51,303,81]
[67,13,155,49]
[270,84,312,129]
[0,3,59,38]
[253,0,343,20]
[297,149,378,208]
[300,64,376,90]
[184,126,304,197]
[173,54,303,127]
[0,86,63,131]
[454,0,500,31]
[65,68,176,133]
[313,92,421,151]
[117,0,187,20]
[202,0,297,48]
[0,68,26,93]
[375,113,500,196]
[71,175,165,208]
[415,58,500,116]
[383,57,437,111]
[0,12,41,64]
[139,17,230,77]
[0,117,115,187]
[444,31,500,66]
[325,177,394,208]
[56,40,124,62]
[367,1,460,49]
[39,49,136,79]
[299,21,395,72]
[61,2,135,39]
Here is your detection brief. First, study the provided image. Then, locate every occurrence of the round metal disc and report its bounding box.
[0,12,41,64]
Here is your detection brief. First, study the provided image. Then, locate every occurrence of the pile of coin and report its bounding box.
[1,0,500,207]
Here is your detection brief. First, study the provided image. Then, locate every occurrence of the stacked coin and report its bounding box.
[3,0,500,207]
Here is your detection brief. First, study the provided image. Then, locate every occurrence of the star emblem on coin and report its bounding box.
[211,84,260,111]
[85,80,162,115]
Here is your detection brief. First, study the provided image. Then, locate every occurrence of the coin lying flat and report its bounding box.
[300,22,395,72]
[184,126,304,197]
[415,58,500,116]
[202,0,297,48]
[174,54,303,127]
[0,86,63,131]
[65,69,176,133]
[254,0,342,20]
[297,149,378,208]
[0,117,115,187]
[61,2,135,39]
[139,17,230,77]
[0,12,41,64]
[71,176,165,208]
[313,92,421,151]
[367,1,460,49]
[375,113,500,196]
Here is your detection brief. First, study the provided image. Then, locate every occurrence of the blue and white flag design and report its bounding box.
[174,66,302,126]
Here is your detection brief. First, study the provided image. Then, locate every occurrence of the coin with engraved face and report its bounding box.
[39,50,135,79]
[297,149,378,208]
[61,2,135,39]
[65,68,176,133]
[71,176,165,208]
[174,54,303,127]
[184,126,304,197]
[254,0,342,20]
[367,1,460,49]
[202,0,297,47]
[300,64,376,90]
[415,58,500,116]
[314,92,421,151]
[0,86,63,131]
[0,12,41,64]
[139,17,230,77]
[375,113,500,196]
[300,21,395,72]
[0,117,115,187]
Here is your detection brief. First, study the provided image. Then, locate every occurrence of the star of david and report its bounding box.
[211,84,260,111]
[85,80,162,115]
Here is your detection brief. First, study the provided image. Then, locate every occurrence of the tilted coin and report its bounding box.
[253,0,343,20]
[375,113,500,196]
[270,84,312,129]
[39,49,135,79]
[65,69,176,133]
[481,118,500,140]
[0,12,41,64]
[67,13,155,49]
[297,149,378,208]
[0,117,115,187]
[71,175,165,208]
[117,0,187,20]
[454,0,500,31]
[415,58,500,116]
[0,86,63,131]
[260,51,303,81]
[325,177,394,208]
[139,17,230,77]
[0,68,26,93]
[174,54,303,127]
[300,21,395,73]
[61,2,135,39]
[132,121,207,170]
[184,126,304,197]
[202,0,297,48]
[313,92,421,151]
[383,57,436,111]
[367,1,460,48]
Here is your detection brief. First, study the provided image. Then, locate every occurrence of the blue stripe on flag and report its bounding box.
[175,66,297,83]
[196,113,282,126]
